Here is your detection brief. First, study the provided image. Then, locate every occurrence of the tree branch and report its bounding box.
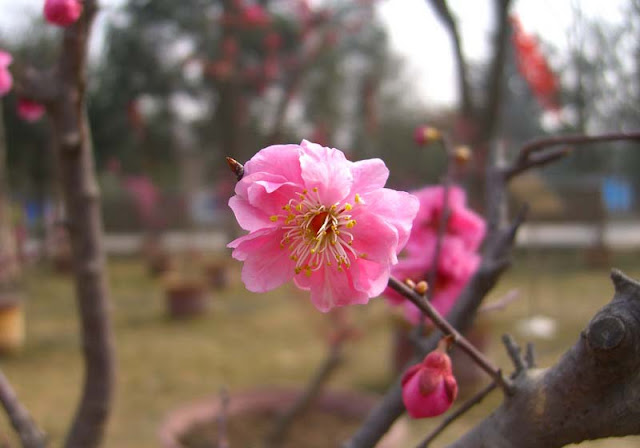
[41,2,117,447]
[416,381,497,448]
[389,277,512,394]
[426,0,473,117]
[450,270,640,447]
[0,369,46,448]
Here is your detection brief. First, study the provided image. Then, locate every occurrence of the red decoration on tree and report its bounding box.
[510,16,560,111]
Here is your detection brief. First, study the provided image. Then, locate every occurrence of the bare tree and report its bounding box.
[1,2,117,447]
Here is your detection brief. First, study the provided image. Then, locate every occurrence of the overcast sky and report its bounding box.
[0,0,628,105]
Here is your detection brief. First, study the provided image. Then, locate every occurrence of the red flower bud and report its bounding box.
[402,349,457,418]
[44,0,82,27]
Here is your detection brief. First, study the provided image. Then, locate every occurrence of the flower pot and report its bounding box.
[159,388,408,448]
[0,296,24,354]
[166,283,208,319]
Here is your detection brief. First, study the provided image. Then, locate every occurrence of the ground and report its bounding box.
[0,249,639,447]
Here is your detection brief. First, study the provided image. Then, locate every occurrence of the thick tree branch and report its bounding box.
[38,2,117,447]
[450,270,640,447]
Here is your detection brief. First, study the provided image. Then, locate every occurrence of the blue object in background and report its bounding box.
[602,177,633,213]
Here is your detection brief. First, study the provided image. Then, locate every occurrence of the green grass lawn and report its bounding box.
[1,249,639,447]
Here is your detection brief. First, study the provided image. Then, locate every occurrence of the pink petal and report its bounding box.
[299,140,352,205]
[0,51,12,68]
[351,258,390,299]
[358,188,419,251]
[348,211,398,264]
[228,228,295,292]
[294,263,370,312]
[228,196,275,232]
[243,144,303,185]
[0,69,12,97]
[349,158,389,194]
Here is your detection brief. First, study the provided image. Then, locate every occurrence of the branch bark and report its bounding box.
[29,2,116,447]
[450,270,640,447]
[0,369,46,448]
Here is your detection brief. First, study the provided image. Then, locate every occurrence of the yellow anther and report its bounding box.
[346,220,356,228]
[283,205,290,211]
[344,203,352,211]
[305,267,312,277]
[302,189,308,194]
[355,193,362,204]
[359,253,367,258]
[295,267,302,274]
[313,187,318,192]
[270,215,279,222]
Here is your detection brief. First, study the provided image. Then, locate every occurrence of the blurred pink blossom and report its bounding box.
[384,185,485,324]
[44,0,83,27]
[17,99,45,122]
[386,237,480,324]
[242,4,270,27]
[228,140,419,312]
[402,349,458,418]
[405,185,485,257]
[0,50,13,96]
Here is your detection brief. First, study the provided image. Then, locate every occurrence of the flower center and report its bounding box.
[271,188,363,276]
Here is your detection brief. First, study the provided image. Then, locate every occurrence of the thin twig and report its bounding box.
[265,342,344,447]
[525,342,536,369]
[478,289,520,314]
[418,136,455,335]
[0,369,46,448]
[415,381,497,448]
[389,276,513,394]
[502,334,526,373]
[217,387,230,448]
[518,131,640,161]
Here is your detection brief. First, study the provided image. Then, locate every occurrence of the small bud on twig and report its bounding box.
[226,157,244,181]
[414,125,442,146]
[453,145,472,165]
[404,278,416,289]
[415,281,429,295]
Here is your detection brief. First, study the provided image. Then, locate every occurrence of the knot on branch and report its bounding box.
[583,269,640,365]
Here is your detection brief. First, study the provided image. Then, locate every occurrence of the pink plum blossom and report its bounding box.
[386,237,480,324]
[384,185,485,324]
[0,50,13,96]
[17,99,45,122]
[402,348,458,418]
[228,140,419,312]
[44,0,82,26]
[405,185,485,257]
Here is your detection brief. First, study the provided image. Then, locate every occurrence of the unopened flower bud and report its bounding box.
[415,281,429,295]
[453,145,472,165]
[414,126,441,146]
[402,348,458,418]
[17,99,45,122]
[404,278,416,289]
[44,0,82,27]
